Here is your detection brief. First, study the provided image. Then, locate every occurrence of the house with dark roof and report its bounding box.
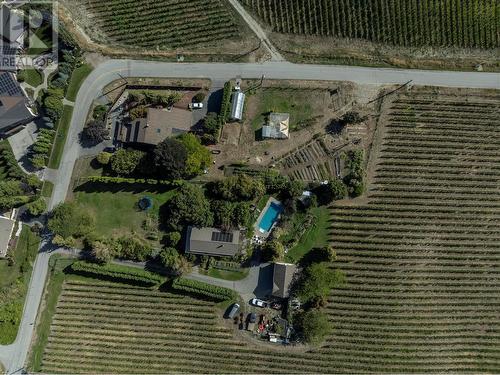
[185,226,241,257]
[272,262,296,299]
[0,71,34,134]
[119,107,192,145]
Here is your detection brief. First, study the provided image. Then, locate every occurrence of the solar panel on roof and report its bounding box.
[0,72,23,96]
[211,231,233,243]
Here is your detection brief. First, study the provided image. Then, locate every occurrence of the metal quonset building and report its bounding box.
[229,90,245,121]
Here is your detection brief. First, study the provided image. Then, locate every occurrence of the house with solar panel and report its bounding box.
[185,226,241,257]
[0,71,34,136]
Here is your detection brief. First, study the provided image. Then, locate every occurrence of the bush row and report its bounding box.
[172,277,237,301]
[84,176,184,187]
[70,261,164,287]
[0,147,26,180]
[219,81,233,126]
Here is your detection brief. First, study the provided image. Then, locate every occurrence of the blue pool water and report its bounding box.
[259,202,284,232]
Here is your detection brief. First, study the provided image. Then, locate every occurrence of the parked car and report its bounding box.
[227,303,240,319]
[250,298,268,308]
[189,102,204,109]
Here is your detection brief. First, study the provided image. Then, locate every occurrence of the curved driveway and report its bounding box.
[1,59,499,374]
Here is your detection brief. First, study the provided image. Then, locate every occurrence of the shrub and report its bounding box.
[81,120,109,144]
[261,239,285,262]
[116,235,153,262]
[25,198,47,216]
[96,151,112,165]
[177,133,212,177]
[344,150,365,197]
[111,149,145,176]
[172,277,237,301]
[294,309,331,345]
[70,261,164,287]
[219,81,233,125]
[315,179,347,205]
[295,262,345,305]
[193,92,206,103]
[158,247,191,276]
[48,202,95,240]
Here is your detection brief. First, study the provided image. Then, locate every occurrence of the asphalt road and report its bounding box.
[1,59,499,374]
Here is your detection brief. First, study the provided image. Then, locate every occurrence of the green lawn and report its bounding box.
[203,267,249,281]
[74,188,177,238]
[65,64,93,102]
[0,226,41,344]
[250,89,315,130]
[48,105,73,169]
[285,206,330,263]
[41,181,54,198]
[24,69,43,87]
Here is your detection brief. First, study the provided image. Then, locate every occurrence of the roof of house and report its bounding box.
[0,216,15,258]
[1,5,24,45]
[186,226,241,257]
[272,262,297,298]
[230,90,245,121]
[121,107,192,145]
[0,71,34,132]
[262,112,290,139]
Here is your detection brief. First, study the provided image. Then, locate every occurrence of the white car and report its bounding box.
[250,298,267,308]
[189,102,204,109]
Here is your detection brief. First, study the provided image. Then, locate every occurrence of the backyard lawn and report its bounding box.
[250,88,317,130]
[74,187,177,238]
[285,206,330,263]
[0,226,41,344]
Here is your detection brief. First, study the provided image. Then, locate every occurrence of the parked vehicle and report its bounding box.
[227,303,240,319]
[250,298,268,308]
[189,102,203,109]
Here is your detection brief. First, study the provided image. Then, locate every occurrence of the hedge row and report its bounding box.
[172,277,237,301]
[219,81,233,126]
[70,261,164,287]
[84,176,184,187]
[0,147,26,180]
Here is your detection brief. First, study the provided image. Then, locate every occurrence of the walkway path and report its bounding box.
[0,58,498,373]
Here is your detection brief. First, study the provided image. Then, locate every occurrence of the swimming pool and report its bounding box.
[258,202,284,233]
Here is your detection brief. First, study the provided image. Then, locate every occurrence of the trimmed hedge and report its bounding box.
[172,277,237,301]
[219,81,233,126]
[70,261,164,287]
[83,176,184,187]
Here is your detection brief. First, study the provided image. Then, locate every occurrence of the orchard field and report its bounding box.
[38,89,500,372]
[242,0,500,49]
[75,0,241,49]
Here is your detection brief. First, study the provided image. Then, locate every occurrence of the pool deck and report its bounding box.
[254,197,282,239]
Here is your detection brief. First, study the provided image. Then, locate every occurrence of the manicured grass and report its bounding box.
[65,64,93,102]
[250,89,314,130]
[24,69,43,87]
[73,188,176,238]
[0,226,41,344]
[203,267,249,281]
[48,105,73,169]
[285,206,330,263]
[41,181,54,198]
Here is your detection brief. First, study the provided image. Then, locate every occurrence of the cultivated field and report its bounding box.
[69,0,241,49]
[243,0,500,49]
[39,89,500,373]
[328,88,500,372]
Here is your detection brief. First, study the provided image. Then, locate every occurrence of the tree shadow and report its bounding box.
[74,181,174,195]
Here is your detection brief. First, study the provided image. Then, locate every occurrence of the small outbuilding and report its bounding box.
[272,262,297,299]
[262,113,290,140]
[185,226,241,257]
[229,90,245,121]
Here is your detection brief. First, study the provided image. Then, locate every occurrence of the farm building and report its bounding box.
[272,262,296,298]
[118,107,192,145]
[0,71,35,135]
[262,113,290,139]
[185,226,241,257]
[0,215,15,258]
[229,90,245,121]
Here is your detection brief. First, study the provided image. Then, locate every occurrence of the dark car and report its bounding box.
[248,313,257,323]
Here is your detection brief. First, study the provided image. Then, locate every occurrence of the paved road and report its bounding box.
[1,59,499,373]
